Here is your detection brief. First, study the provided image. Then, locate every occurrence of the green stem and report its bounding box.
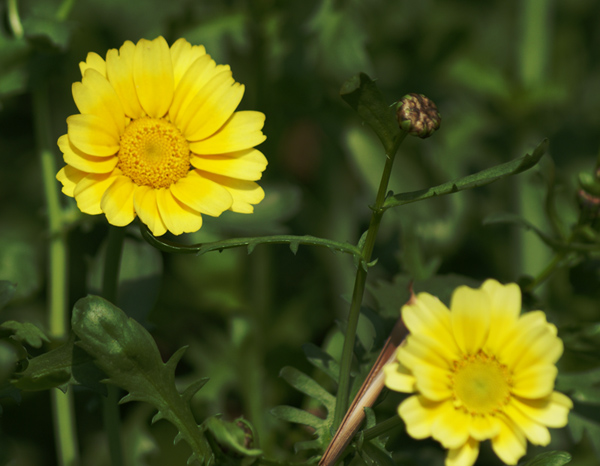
[7,0,24,38]
[523,252,565,293]
[34,82,80,465]
[101,226,126,466]
[361,415,403,442]
[332,131,406,429]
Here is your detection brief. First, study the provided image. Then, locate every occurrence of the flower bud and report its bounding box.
[396,93,441,138]
[577,189,600,219]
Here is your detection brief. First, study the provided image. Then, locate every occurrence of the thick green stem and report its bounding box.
[34,83,80,466]
[101,226,126,466]
[332,132,406,429]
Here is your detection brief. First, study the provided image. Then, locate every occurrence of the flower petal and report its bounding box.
[170,170,233,217]
[79,52,106,78]
[446,437,479,466]
[469,414,501,441]
[67,114,120,156]
[189,111,266,154]
[430,401,470,448]
[398,395,440,440]
[106,40,145,119]
[56,165,87,197]
[198,172,265,213]
[191,148,268,181]
[450,285,490,355]
[73,171,120,215]
[133,185,167,236]
[133,37,174,118]
[511,364,557,399]
[156,188,203,235]
[58,135,118,174]
[491,415,527,465]
[511,392,572,428]
[179,71,244,141]
[504,399,551,445]
[100,176,136,227]
[72,69,126,136]
[170,38,207,89]
[384,360,416,393]
[401,293,461,360]
[482,280,522,355]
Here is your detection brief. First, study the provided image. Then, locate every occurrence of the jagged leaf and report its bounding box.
[279,366,336,408]
[517,450,571,466]
[340,73,401,155]
[71,296,212,464]
[384,139,547,210]
[0,321,49,348]
[302,343,340,383]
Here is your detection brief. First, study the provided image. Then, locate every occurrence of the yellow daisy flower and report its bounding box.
[384,279,572,466]
[56,36,267,236]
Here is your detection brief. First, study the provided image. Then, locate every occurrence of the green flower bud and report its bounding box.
[577,189,600,219]
[396,93,441,138]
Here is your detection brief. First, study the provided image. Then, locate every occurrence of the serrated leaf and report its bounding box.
[0,321,49,348]
[384,139,547,210]
[518,450,572,466]
[279,366,335,408]
[302,343,340,383]
[271,405,327,429]
[71,296,212,463]
[340,73,402,155]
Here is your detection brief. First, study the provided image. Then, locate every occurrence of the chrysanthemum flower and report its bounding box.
[384,279,572,466]
[56,37,267,236]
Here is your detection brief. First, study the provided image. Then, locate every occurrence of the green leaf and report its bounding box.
[71,296,212,465]
[383,139,548,210]
[568,412,600,460]
[0,281,16,311]
[517,451,571,466]
[340,73,402,155]
[0,321,49,348]
[203,416,262,466]
[302,343,340,383]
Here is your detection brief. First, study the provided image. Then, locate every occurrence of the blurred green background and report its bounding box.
[1,0,600,465]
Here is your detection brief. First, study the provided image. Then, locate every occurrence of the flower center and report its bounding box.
[450,350,512,416]
[117,117,190,189]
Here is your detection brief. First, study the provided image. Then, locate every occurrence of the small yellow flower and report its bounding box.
[56,37,267,236]
[384,279,572,466]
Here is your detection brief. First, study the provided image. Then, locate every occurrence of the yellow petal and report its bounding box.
[198,172,265,213]
[100,175,136,227]
[133,185,167,236]
[56,165,87,197]
[170,170,233,217]
[58,135,118,174]
[73,172,120,215]
[169,54,221,124]
[450,285,490,355]
[446,438,479,466]
[79,52,106,78]
[170,38,207,89]
[402,332,454,371]
[511,392,572,428]
[179,71,244,141]
[491,415,527,465]
[430,401,470,448]
[133,37,174,118]
[383,361,416,393]
[189,111,266,154]
[398,395,439,440]
[411,363,453,401]
[106,41,145,119]
[191,148,268,181]
[401,293,461,360]
[468,415,501,441]
[503,399,550,445]
[72,69,126,135]
[511,364,557,399]
[481,280,522,355]
[67,114,120,156]
[156,188,203,235]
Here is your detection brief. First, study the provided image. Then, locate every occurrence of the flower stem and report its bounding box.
[33,82,80,466]
[332,131,406,430]
[361,415,403,442]
[101,226,126,466]
[7,0,24,38]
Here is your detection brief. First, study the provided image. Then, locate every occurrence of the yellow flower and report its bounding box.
[384,279,572,466]
[56,37,267,236]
